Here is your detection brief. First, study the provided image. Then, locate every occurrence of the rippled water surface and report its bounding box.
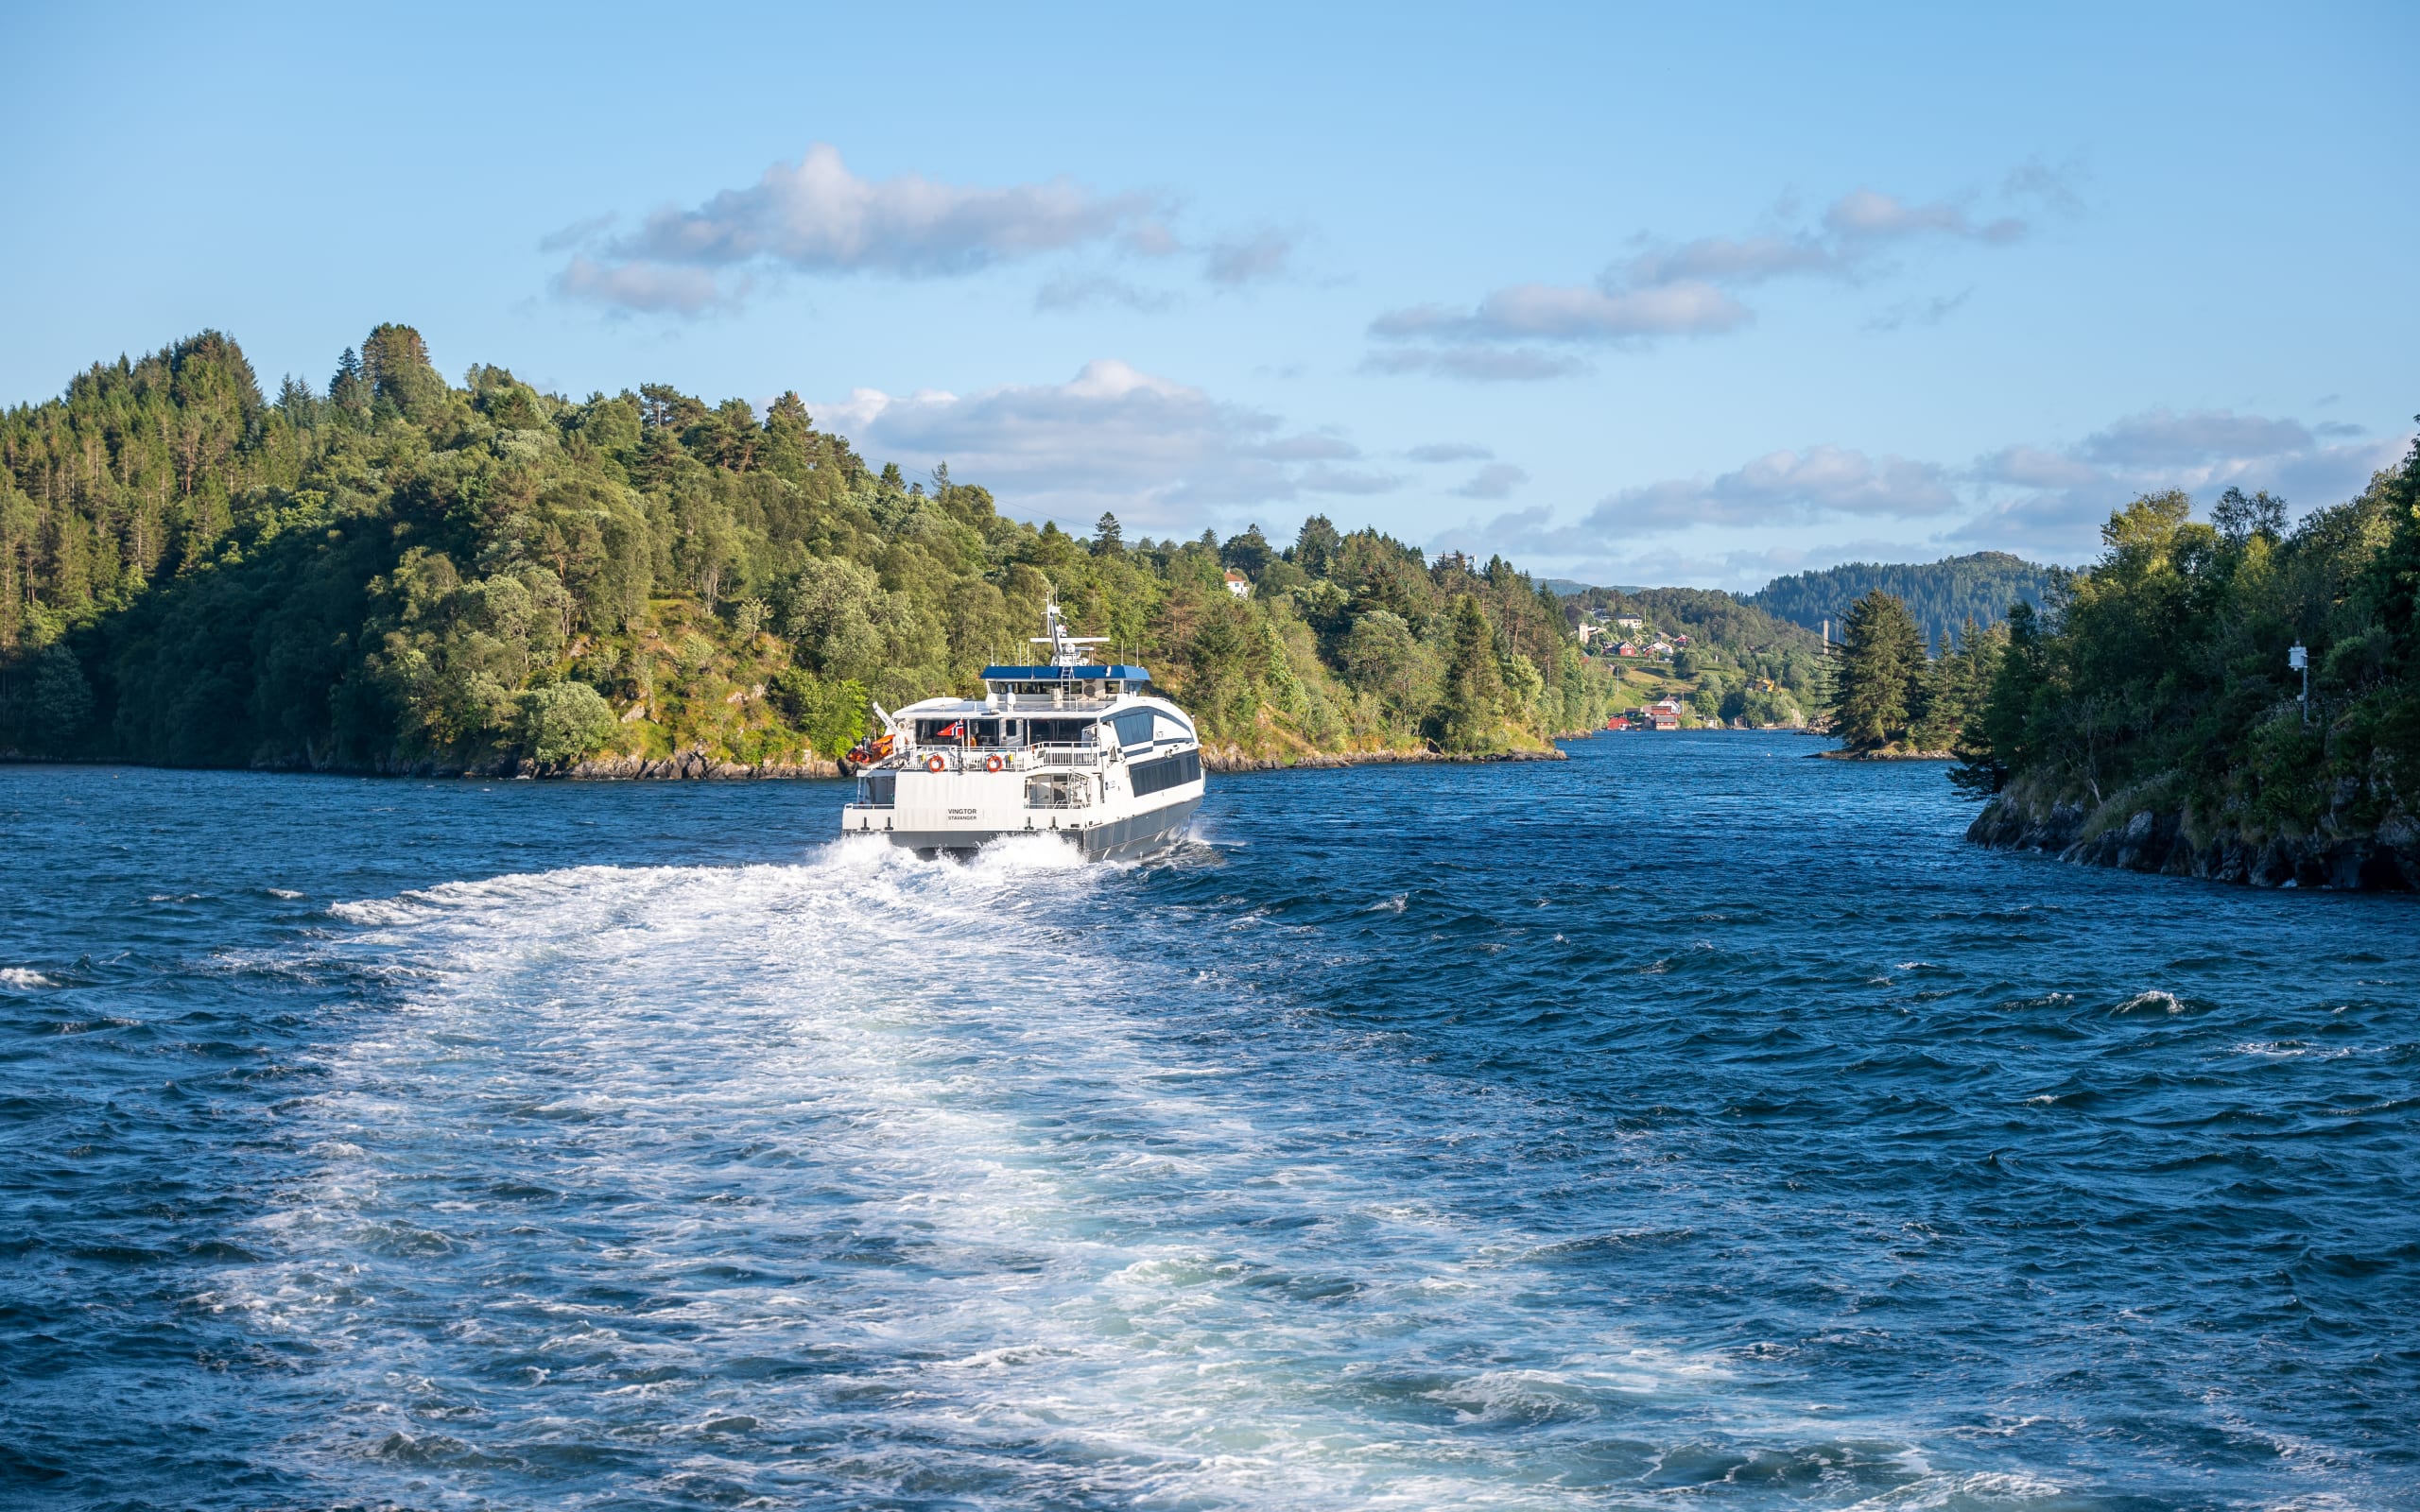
[5,735,2416,1511]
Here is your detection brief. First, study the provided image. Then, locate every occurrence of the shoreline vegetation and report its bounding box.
[7,324,2411,891]
[0,326,1610,778]
[1808,433,2420,890]
[1950,450,2420,892]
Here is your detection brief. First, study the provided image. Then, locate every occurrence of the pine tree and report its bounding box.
[330,347,369,415]
[1438,594,1506,752]
[1832,590,1926,751]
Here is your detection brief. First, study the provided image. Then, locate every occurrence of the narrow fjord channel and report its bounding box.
[5,734,2414,1510]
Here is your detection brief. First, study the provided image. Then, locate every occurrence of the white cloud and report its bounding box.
[1373,281,1750,344]
[554,255,736,317]
[1358,345,1589,382]
[1033,271,1176,313]
[1452,462,1529,500]
[1203,229,1299,287]
[820,359,1396,530]
[1417,387,2398,586]
[1616,233,1836,289]
[1406,442,1494,463]
[1368,174,2055,379]
[1424,514,1936,593]
[559,144,1164,312]
[2076,408,2318,466]
[1956,410,2406,559]
[1585,446,1961,534]
[1824,188,2021,243]
[556,145,1318,315]
[1972,444,2102,490]
[1421,446,1958,586]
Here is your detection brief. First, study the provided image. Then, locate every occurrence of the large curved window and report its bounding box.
[1110,710,1156,748]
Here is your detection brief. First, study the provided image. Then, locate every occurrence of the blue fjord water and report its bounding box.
[3,733,2415,1511]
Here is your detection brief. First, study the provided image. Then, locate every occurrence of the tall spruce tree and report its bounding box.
[1439,593,1507,752]
[1832,589,1927,751]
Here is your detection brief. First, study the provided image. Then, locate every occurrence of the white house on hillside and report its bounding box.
[1223,570,1251,598]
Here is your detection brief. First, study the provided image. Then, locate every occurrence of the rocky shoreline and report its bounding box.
[1968,786,2419,891]
[9,741,1562,782]
[340,747,841,781]
[1201,743,1567,774]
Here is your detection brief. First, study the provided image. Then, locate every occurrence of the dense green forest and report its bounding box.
[0,327,1615,771]
[1745,551,2066,652]
[1814,445,2420,867]
[1949,460,2420,835]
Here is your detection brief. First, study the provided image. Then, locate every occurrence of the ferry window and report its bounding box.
[1028,718,1092,746]
[1111,710,1155,747]
[1130,748,1201,796]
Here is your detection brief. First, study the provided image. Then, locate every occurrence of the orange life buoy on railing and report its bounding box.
[925,753,946,773]
[984,753,1004,773]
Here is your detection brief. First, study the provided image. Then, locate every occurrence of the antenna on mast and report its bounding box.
[1031,596,1108,669]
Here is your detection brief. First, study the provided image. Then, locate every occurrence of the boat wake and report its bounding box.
[205,839,2118,1508]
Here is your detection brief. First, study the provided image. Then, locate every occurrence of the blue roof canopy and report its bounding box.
[981,663,1151,682]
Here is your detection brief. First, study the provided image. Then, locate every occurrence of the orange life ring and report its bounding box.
[925,753,946,773]
[983,753,1004,773]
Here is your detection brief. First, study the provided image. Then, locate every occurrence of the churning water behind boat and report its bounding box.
[4,740,2415,1509]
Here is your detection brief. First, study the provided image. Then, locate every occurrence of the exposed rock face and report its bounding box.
[1200,744,1567,774]
[1968,789,2419,891]
[560,748,838,781]
[362,747,840,781]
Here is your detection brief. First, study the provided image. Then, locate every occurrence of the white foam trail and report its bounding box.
[216,838,2072,1509]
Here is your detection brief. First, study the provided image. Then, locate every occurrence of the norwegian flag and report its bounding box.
[935,720,964,740]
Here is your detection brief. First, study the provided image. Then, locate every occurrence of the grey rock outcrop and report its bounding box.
[1968,786,2418,891]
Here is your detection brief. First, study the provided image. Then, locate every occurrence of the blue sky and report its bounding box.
[5,2,2412,589]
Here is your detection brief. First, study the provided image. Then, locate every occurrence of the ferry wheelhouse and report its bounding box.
[839,602,1205,859]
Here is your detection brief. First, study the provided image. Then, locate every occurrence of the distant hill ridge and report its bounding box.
[1549,553,2066,652]
[1742,552,2066,651]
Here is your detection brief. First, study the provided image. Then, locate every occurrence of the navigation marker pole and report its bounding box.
[2289,643,2308,725]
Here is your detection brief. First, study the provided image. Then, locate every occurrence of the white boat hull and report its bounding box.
[849,792,1201,859]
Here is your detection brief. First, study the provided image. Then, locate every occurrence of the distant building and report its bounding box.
[1649,639,1674,656]
[1615,642,1639,658]
[1616,616,1643,629]
[1645,696,1683,730]
[1223,570,1251,598]
[1576,623,1602,644]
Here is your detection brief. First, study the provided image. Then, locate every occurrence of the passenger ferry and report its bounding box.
[839,602,1204,859]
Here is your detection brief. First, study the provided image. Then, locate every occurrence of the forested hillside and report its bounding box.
[1746,551,2065,651]
[1563,583,1828,725]
[1954,457,2420,884]
[0,327,1613,772]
